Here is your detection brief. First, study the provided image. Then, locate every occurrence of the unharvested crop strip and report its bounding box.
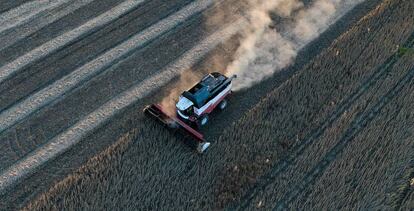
[0,0,96,52]
[0,19,245,194]
[233,2,396,203]
[0,0,216,134]
[235,20,413,211]
[0,0,145,84]
[274,67,414,210]
[0,0,70,34]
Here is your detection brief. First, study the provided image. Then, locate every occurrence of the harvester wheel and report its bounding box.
[198,115,208,127]
[197,142,210,153]
[167,121,178,129]
[218,99,227,110]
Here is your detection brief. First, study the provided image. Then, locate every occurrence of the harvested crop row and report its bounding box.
[0,0,149,108]
[0,0,218,170]
[18,0,393,210]
[0,19,243,198]
[0,0,132,75]
[19,26,243,211]
[0,0,31,14]
[217,0,414,208]
[0,0,68,35]
[0,0,97,52]
[0,0,244,208]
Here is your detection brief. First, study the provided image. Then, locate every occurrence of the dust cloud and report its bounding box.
[158,0,362,111]
[159,70,202,117]
[226,0,363,90]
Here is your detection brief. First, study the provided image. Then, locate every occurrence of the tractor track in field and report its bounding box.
[0,0,100,52]
[0,0,196,115]
[0,0,395,209]
[0,0,126,58]
[235,17,413,210]
[0,0,232,171]
[8,132,23,159]
[0,0,214,134]
[1,0,210,137]
[0,0,71,36]
[274,66,414,210]
[2,0,243,195]
[0,0,182,80]
[0,0,146,84]
[7,125,46,164]
[0,19,244,195]
[0,0,33,15]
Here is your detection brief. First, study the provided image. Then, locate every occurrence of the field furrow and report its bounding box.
[0,19,243,194]
[400,188,414,210]
[241,31,414,210]
[0,0,70,35]
[0,0,105,52]
[0,0,144,84]
[0,0,203,114]
[0,0,245,205]
[0,0,214,134]
[276,66,414,210]
[4,0,391,210]
[0,0,32,14]
[0,0,244,195]
[289,68,414,210]
[0,0,409,210]
[215,0,414,209]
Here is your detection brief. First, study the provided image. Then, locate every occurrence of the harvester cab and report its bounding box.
[176,72,236,126]
[144,72,236,153]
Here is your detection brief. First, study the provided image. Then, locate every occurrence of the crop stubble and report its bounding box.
[20,0,413,210]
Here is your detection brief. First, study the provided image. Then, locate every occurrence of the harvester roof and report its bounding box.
[182,72,228,108]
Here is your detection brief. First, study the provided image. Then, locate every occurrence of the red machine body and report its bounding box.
[144,72,236,153]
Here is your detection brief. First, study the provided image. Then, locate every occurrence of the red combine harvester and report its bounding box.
[144,72,237,153]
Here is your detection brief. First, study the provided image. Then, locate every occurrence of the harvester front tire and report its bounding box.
[197,142,210,153]
[218,99,227,110]
[167,121,178,129]
[198,115,208,127]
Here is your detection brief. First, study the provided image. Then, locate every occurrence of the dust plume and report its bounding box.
[227,0,363,90]
[157,0,362,111]
[159,70,202,117]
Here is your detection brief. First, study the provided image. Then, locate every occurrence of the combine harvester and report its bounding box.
[144,72,237,153]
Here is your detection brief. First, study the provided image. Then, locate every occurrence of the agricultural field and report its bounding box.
[0,0,413,210]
